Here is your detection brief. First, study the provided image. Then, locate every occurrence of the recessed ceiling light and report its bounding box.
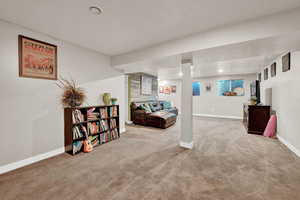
[218,69,223,73]
[178,72,183,77]
[89,6,103,15]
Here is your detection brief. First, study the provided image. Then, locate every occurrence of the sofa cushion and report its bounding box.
[163,108,178,115]
[139,103,152,113]
[162,101,172,109]
[149,102,161,112]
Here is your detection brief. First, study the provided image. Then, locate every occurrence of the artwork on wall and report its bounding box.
[204,82,212,92]
[271,62,276,77]
[163,86,171,94]
[258,73,262,82]
[192,82,201,96]
[217,80,244,96]
[159,86,164,93]
[264,68,268,80]
[159,85,176,94]
[141,75,153,95]
[19,35,57,80]
[282,52,291,72]
[171,85,176,93]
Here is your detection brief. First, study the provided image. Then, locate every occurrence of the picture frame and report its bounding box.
[258,73,262,82]
[164,86,171,94]
[141,75,152,95]
[19,35,57,80]
[205,82,212,92]
[271,62,276,77]
[159,86,164,93]
[282,52,291,72]
[171,85,176,93]
[264,68,268,80]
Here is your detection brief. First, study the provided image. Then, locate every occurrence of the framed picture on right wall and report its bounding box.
[271,62,276,77]
[282,52,291,72]
[264,68,268,80]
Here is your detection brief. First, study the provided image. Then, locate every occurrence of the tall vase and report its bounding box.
[103,93,111,105]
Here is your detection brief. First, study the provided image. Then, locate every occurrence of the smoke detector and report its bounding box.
[89,6,103,15]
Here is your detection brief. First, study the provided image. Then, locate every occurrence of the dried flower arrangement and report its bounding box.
[56,77,86,107]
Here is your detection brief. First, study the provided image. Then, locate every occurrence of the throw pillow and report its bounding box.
[139,103,152,113]
[149,103,156,112]
[143,103,152,113]
[163,101,172,109]
[153,103,162,111]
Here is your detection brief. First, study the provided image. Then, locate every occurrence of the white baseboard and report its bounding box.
[0,147,65,175]
[277,135,300,157]
[120,128,126,134]
[180,141,193,149]
[193,113,242,120]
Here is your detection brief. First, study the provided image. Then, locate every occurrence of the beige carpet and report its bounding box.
[1,117,300,200]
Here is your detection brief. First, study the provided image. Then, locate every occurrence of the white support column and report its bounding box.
[180,62,193,149]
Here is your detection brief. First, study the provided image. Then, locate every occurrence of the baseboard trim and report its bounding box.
[277,135,300,157]
[120,128,126,134]
[0,147,65,175]
[180,141,193,149]
[193,113,242,120]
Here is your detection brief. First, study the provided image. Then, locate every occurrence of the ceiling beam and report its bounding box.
[112,8,300,66]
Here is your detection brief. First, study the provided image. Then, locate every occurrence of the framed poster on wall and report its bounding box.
[19,35,57,80]
[282,52,291,72]
[171,85,176,93]
[271,62,276,77]
[141,75,152,95]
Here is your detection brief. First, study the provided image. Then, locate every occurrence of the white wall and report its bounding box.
[81,75,126,133]
[158,80,181,110]
[0,20,123,168]
[159,74,256,118]
[260,51,300,154]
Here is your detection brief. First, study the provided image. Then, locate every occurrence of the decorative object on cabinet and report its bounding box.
[102,93,111,105]
[111,98,118,105]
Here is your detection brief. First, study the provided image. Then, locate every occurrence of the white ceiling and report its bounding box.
[117,31,300,79]
[1,0,300,55]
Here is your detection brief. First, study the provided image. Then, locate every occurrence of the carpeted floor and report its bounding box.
[1,117,300,200]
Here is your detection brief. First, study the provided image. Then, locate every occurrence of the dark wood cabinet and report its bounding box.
[243,104,271,135]
[64,105,120,155]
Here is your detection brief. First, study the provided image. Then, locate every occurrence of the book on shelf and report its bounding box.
[109,106,118,117]
[73,124,88,140]
[100,108,108,118]
[87,108,100,120]
[88,122,100,135]
[110,119,117,129]
[110,128,119,140]
[100,131,110,144]
[99,119,109,132]
[73,141,83,154]
[65,105,120,155]
[72,109,84,123]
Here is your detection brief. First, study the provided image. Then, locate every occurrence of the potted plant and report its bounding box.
[56,77,86,107]
[111,98,118,105]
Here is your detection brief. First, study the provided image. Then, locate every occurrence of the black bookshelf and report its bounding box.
[64,105,120,155]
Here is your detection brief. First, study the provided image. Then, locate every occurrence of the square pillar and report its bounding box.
[180,62,193,149]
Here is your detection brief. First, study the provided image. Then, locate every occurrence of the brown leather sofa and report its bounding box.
[131,101,178,129]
